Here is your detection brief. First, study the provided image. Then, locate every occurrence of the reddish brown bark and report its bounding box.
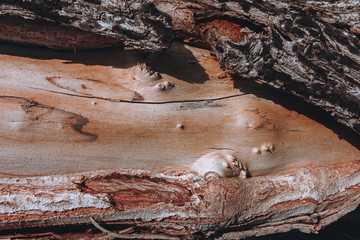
[0,161,359,239]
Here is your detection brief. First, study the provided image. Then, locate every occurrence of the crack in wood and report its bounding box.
[45,76,143,101]
[31,87,250,105]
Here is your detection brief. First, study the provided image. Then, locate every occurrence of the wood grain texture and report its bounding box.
[0,1,359,238]
[0,42,359,178]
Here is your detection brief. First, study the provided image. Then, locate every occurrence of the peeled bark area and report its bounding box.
[0,42,359,239]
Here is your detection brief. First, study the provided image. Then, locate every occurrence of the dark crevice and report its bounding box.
[195,15,266,34]
[274,26,291,42]
[213,206,360,240]
[0,222,133,239]
[240,206,360,240]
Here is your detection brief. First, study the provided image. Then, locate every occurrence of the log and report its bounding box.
[0,0,359,239]
[0,41,359,239]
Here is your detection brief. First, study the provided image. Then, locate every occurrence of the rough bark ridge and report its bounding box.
[153,0,360,135]
[0,161,359,239]
[0,0,173,51]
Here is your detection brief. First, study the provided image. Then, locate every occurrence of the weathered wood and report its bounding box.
[0,1,359,239]
[0,42,359,239]
[0,42,359,177]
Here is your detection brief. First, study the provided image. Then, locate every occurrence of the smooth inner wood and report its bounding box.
[0,42,359,177]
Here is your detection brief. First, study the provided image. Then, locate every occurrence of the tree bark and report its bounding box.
[0,1,359,239]
[0,0,173,51]
[0,161,359,239]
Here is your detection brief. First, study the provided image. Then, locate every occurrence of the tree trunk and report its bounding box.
[0,1,359,239]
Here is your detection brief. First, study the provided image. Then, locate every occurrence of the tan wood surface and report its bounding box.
[0,42,359,177]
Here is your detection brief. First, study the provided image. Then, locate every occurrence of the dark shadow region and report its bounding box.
[0,42,141,69]
[146,42,209,84]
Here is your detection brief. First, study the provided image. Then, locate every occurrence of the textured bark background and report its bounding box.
[0,162,359,239]
[0,0,173,51]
